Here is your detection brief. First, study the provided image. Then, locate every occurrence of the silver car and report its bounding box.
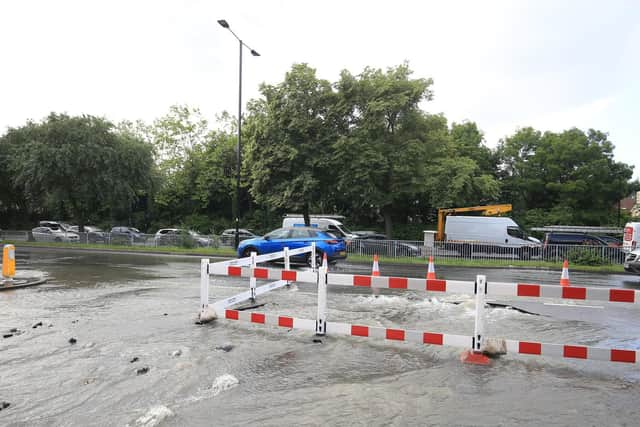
[32,226,80,243]
[624,249,640,274]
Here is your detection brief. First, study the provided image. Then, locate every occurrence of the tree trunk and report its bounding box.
[383,206,393,238]
[303,202,310,226]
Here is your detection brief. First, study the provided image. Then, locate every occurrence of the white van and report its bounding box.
[282,215,358,239]
[623,222,640,253]
[445,216,540,247]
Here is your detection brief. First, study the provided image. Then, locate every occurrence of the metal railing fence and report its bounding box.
[0,230,628,265]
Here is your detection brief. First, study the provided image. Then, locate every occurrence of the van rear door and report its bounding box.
[623,223,640,252]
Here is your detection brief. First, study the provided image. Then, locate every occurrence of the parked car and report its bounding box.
[110,226,144,244]
[69,225,106,243]
[624,248,640,274]
[32,225,80,243]
[237,227,347,266]
[154,228,213,247]
[187,231,214,247]
[544,232,618,247]
[39,220,73,231]
[351,233,420,257]
[220,228,258,245]
[353,230,379,237]
[599,235,623,247]
[543,232,624,262]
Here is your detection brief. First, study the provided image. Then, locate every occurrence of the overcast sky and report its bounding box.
[1,0,638,178]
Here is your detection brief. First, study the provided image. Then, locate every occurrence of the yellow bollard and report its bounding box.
[2,244,16,280]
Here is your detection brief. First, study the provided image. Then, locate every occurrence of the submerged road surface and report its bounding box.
[2,247,640,426]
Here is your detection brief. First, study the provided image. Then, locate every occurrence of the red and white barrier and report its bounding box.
[487,281,639,304]
[208,263,640,305]
[222,308,472,349]
[222,308,639,365]
[199,247,640,366]
[504,338,638,364]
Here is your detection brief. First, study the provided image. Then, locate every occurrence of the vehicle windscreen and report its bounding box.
[339,225,353,234]
[507,226,527,240]
[264,228,290,239]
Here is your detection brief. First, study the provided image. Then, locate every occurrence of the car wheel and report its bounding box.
[307,251,323,268]
[242,247,258,258]
[54,237,62,242]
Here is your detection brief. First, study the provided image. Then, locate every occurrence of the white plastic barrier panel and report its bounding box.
[473,275,487,353]
[200,259,210,314]
[316,262,327,336]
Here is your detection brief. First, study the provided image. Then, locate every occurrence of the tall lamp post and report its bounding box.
[217,19,260,249]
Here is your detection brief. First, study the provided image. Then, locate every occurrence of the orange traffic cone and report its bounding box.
[372,254,380,276]
[560,260,570,287]
[427,256,437,280]
[322,253,328,270]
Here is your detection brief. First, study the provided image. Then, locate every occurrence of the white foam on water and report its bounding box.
[210,373,239,396]
[180,373,240,405]
[357,294,405,305]
[133,405,174,427]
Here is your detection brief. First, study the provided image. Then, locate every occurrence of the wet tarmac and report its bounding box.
[2,247,640,426]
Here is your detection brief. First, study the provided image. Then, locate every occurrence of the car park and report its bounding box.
[31,225,80,243]
[624,248,640,274]
[188,231,213,247]
[69,225,106,243]
[237,227,347,266]
[351,233,420,257]
[154,228,213,247]
[110,226,144,244]
[599,235,622,247]
[543,232,625,262]
[544,232,618,246]
[220,228,258,245]
[154,228,182,246]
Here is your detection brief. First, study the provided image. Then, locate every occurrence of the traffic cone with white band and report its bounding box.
[322,253,328,270]
[371,254,380,296]
[372,254,380,276]
[560,260,570,287]
[427,256,437,280]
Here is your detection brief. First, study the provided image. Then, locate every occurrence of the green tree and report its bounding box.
[148,105,211,225]
[245,63,341,226]
[2,113,155,228]
[450,121,497,173]
[333,63,435,236]
[497,127,635,226]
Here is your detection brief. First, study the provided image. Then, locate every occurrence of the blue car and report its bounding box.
[237,227,347,265]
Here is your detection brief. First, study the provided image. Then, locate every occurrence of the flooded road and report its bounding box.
[2,247,640,426]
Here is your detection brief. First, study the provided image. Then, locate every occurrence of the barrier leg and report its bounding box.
[461,274,490,365]
[284,247,291,288]
[250,252,257,302]
[311,242,317,271]
[198,259,216,323]
[316,262,327,336]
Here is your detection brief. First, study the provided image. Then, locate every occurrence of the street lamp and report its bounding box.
[217,19,260,249]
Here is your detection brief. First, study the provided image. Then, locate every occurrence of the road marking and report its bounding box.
[543,303,604,309]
